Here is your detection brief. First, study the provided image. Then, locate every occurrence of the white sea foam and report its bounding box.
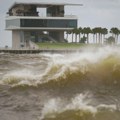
[66,93,96,113]
[40,92,95,119]
[40,92,117,119]
[0,69,40,86]
[1,46,120,86]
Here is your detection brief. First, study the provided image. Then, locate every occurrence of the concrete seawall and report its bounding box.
[0,49,81,54]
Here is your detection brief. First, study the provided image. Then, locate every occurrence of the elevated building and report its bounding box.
[6,2,82,49]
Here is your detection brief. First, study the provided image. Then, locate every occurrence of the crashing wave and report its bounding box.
[0,46,120,87]
[40,92,118,120]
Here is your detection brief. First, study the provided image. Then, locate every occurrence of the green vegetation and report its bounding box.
[105,36,115,45]
[66,27,120,44]
[36,27,120,49]
[37,43,101,49]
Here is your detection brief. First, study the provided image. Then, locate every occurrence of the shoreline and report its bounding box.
[0,49,82,54]
[0,45,119,54]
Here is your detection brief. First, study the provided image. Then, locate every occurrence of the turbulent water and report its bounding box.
[0,46,120,120]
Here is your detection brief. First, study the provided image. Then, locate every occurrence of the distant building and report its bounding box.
[6,2,81,49]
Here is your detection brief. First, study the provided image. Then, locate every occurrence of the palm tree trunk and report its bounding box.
[93,34,95,44]
[116,35,118,43]
[101,34,102,44]
[117,35,119,44]
[103,35,105,43]
[66,33,68,40]
[75,34,77,43]
[99,33,100,44]
[96,34,97,43]
[116,35,118,44]
[72,33,74,43]
[79,34,81,43]
[87,34,89,44]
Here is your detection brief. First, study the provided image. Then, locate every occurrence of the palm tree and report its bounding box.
[93,27,103,44]
[101,28,108,43]
[76,28,81,43]
[92,28,97,44]
[110,28,115,37]
[110,27,120,44]
[78,27,82,42]
[72,28,76,43]
[74,28,79,43]
[66,30,72,40]
[95,27,99,43]
[96,27,102,44]
[82,27,92,44]
[66,31,69,40]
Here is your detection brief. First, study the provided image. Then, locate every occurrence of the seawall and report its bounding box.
[0,49,80,54]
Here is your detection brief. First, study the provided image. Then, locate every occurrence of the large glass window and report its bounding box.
[21,19,47,27]
[20,19,77,28]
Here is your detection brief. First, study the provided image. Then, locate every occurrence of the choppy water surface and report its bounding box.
[0,46,120,120]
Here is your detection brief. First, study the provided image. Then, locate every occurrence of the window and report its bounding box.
[20,19,77,28]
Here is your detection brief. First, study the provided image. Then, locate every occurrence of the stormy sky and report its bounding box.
[0,0,120,47]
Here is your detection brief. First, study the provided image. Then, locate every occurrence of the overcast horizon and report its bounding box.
[0,0,120,47]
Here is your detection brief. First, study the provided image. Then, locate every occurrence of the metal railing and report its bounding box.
[6,15,77,19]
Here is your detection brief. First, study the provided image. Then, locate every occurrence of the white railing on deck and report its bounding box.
[6,15,77,19]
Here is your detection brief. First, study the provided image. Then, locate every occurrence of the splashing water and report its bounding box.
[41,92,118,120]
[1,46,120,87]
[0,46,120,120]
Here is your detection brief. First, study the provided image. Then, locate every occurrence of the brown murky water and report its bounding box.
[0,46,120,120]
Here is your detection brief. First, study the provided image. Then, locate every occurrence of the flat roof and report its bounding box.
[9,2,83,11]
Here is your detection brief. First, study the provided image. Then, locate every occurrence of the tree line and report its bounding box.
[66,27,120,44]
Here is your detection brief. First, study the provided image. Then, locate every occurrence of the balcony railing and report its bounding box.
[6,15,77,19]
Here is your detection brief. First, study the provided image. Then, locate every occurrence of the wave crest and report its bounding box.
[40,92,118,120]
[1,46,120,87]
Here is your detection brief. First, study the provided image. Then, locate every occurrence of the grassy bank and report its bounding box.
[36,43,100,49]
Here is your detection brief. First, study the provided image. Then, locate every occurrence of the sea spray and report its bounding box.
[41,92,117,120]
[0,46,120,120]
[0,46,120,87]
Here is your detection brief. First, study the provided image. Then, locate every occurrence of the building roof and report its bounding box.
[9,1,83,11]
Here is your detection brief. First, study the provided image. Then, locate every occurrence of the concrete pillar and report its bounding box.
[12,30,25,49]
[12,31,20,49]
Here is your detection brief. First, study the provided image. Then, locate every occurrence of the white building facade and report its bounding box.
[6,2,81,49]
